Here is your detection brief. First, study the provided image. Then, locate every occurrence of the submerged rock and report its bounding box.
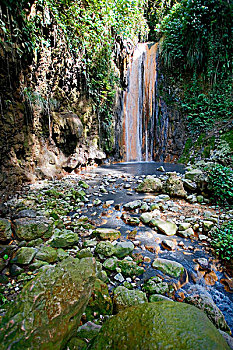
[88,302,229,349]
[0,257,96,350]
[114,241,134,258]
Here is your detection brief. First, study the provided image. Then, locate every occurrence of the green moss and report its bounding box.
[178,138,192,163]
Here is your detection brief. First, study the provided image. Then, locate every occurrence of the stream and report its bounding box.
[76,161,233,332]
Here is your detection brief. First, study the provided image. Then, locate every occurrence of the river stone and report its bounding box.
[35,245,58,263]
[185,169,203,181]
[162,239,176,251]
[136,176,163,193]
[142,276,171,295]
[114,241,134,258]
[95,241,116,257]
[10,247,37,265]
[140,212,152,224]
[185,285,231,333]
[123,200,142,210]
[84,279,113,321]
[50,230,79,248]
[0,218,12,242]
[0,257,96,350]
[150,219,177,236]
[178,227,195,238]
[88,302,230,350]
[93,228,121,241]
[113,286,147,312]
[13,216,53,241]
[152,258,184,278]
[118,259,144,277]
[164,172,187,198]
[103,256,118,271]
[203,220,214,232]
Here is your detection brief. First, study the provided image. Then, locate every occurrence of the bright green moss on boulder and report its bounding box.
[88,302,230,349]
[0,257,96,350]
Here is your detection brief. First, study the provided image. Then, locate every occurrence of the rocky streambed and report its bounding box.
[0,161,233,349]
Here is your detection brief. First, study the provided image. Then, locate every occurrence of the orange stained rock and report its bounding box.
[204,271,218,286]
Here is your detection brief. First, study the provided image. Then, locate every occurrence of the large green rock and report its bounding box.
[152,258,184,278]
[113,286,147,312]
[0,218,12,242]
[88,302,230,349]
[0,257,96,350]
[84,278,113,321]
[136,176,163,193]
[13,217,52,241]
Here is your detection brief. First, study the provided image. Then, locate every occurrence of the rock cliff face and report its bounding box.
[0,2,106,197]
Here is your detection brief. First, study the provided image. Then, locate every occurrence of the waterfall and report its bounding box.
[123,42,158,162]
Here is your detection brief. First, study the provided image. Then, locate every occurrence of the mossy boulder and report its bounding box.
[113,286,147,312]
[142,276,172,295]
[118,259,144,277]
[88,302,230,349]
[152,258,184,278]
[13,217,53,241]
[114,241,134,258]
[0,257,96,350]
[35,245,58,263]
[0,218,12,242]
[136,176,163,193]
[164,172,187,198]
[50,229,79,248]
[84,279,113,321]
[95,241,116,257]
[10,247,37,265]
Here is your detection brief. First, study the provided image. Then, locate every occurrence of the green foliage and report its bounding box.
[1,0,148,153]
[147,0,233,133]
[211,221,233,261]
[207,164,233,205]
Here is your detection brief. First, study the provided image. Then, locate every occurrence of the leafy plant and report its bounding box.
[210,221,233,261]
[207,164,233,205]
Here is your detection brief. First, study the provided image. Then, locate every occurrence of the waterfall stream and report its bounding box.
[123,43,158,162]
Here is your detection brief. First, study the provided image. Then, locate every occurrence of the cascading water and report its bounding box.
[123,43,158,162]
